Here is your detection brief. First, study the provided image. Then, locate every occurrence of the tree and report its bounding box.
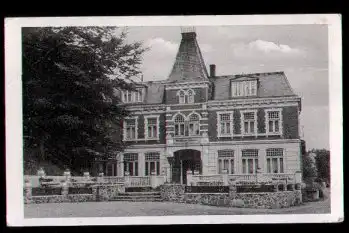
[302,152,317,182]
[22,27,147,174]
[314,149,330,183]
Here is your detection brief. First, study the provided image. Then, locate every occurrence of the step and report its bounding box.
[114,195,161,199]
[111,198,163,202]
[121,192,160,195]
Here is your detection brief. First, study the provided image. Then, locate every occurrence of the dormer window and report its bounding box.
[122,88,144,103]
[231,80,257,97]
[176,89,196,104]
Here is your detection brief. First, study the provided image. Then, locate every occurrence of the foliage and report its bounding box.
[313,149,330,182]
[302,153,317,181]
[22,27,147,174]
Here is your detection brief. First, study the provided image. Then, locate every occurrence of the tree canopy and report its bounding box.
[22,27,147,174]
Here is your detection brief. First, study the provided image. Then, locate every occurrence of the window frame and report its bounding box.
[122,88,144,103]
[217,150,235,174]
[217,111,234,138]
[266,148,285,174]
[123,116,138,141]
[123,153,139,176]
[144,115,160,141]
[231,80,258,97]
[265,108,283,136]
[240,109,258,136]
[241,149,259,174]
[144,152,161,176]
[176,88,196,104]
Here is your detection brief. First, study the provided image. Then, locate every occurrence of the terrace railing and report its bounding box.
[126,176,151,187]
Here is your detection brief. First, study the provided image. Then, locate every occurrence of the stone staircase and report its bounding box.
[111,192,163,202]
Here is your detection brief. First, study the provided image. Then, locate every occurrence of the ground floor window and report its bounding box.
[266,148,284,173]
[241,149,259,174]
[145,152,160,176]
[106,162,118,176]
[124,153,138,176]
[218,150,234,174]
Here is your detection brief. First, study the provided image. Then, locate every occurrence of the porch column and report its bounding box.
[139,152,145,177]
[259,148,266,173]
[202,147,209,175]
[119,154,124,176]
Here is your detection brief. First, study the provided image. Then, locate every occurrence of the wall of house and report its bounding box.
[207,106,299,141]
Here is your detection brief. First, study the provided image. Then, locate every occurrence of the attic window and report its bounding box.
[122,88,144,103]
[231,80,257,97]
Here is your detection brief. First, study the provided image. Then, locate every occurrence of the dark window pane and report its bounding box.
[156,162,160,175]
[145,162,149,176]
[135,162,138,176]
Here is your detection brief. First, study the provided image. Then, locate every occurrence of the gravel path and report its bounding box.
[24,199,330,218]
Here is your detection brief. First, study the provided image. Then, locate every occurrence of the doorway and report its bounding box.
[172,149,202,184]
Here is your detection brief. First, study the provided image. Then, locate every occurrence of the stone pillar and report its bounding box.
[139,152,145,177]
[228,184,237,199]
[37,168,46,178]
[259,149,266,173]
[150,171,157,188]
[62,181,69,198]
[97,172,104,183]
[202,147,209,175]
[24,179,32,204]
[83,172,90,181]
[124,171,130,187]
[63,170,71,182]
[222,169,228,186]
[186,170,193,186]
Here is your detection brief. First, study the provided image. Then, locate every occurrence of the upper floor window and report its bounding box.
[231,80,257,97]
[123,117,138,141]
[188,113,200,136]
[145,115,160,140]
[174,112,201,137]
[217,112,234,137]
[265,109,283,135]
[177,89,195,104]
[122,88,144,103]
[241,110,257,136]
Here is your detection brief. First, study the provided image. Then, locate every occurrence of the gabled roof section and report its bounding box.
[212,71,297,100]
[167,30,209,82]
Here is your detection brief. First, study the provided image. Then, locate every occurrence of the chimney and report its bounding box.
[209,64,216,77]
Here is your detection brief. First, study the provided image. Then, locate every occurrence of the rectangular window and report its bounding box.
[145,153,160,176]
[124,153,139,176]
[231,80,257,97]
[242,111,256,135]
[122,88,143,103]
[218,150,234,174]
[218,112,233,137]
[125,118,136,140]
[266,148,284,173]
[241,149,259,174]
[266,110,282,134]
[146,117,158,139]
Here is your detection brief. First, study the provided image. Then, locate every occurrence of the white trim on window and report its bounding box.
[123,116,138,141]
[176,88,196,104]
[231,80,258,97]
[265,108,283,136]
[240,109,258,137]
[121,88,145,103]
[217,111,234,138]
[144,115,160,141]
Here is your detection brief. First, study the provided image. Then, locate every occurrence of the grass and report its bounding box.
[24,198,330,218]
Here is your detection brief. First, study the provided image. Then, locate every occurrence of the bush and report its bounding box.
[230,199,244,208]
[32,187,62,196]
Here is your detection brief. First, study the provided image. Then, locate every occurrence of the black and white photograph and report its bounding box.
[5,15,343,226]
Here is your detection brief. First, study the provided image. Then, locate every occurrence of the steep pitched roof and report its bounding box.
[167,31,209,82]
[212,72,297,100]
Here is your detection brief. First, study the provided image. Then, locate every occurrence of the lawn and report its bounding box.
[24,199,330,218]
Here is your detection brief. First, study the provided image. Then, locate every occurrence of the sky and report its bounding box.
[124,25,329,150]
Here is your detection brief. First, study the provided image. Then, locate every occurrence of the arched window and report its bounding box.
[178,90,185,104]
[174,114,185,136]
[188,113,200,136]
[187,89,194,103]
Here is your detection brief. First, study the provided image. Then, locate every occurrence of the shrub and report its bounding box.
[32,187,62,196]
[230,199,244,208]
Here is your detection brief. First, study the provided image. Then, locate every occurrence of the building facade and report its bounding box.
[94,29,304,185]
